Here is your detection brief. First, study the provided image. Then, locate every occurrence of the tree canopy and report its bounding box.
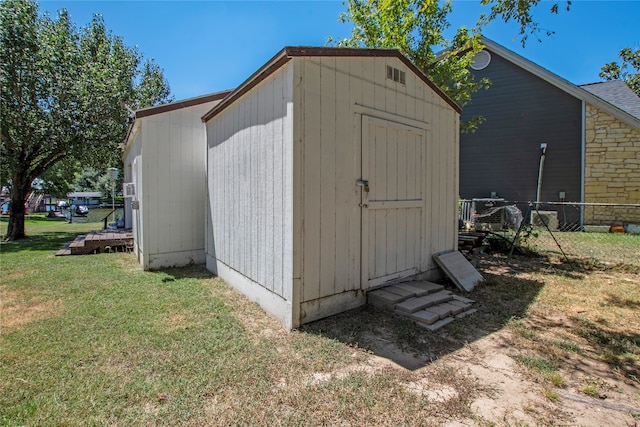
[0,0,172,240]
[600,47,640,97]
[333,0,570,131]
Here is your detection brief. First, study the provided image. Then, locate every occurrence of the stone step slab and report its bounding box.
[416,317,455,331]
[438,302,466,316]
[422,304,454,320]
[411,309,440,325]
[448,299,473,311]
[455,308,478,319]
[394,283,431,297]
[384,285,418,299]
[395,296,434,313]
[420,290,453,307]
[368,290,408,309]
[451,294,475,304]
[402,281,444,294]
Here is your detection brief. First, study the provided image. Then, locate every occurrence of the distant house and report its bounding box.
[67,192,103,207]
[460,38,640,226]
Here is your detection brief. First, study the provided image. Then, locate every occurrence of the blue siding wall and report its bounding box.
[460,52,582,212]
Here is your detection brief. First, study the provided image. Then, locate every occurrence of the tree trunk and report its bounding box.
[4,184,28,241]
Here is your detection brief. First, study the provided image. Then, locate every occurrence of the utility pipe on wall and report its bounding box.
[535,143,548,210]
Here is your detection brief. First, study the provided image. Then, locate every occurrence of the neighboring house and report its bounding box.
[203,47,461,328]
[460,38,640,226]
[67,192,103,207]
[122,91,232,270]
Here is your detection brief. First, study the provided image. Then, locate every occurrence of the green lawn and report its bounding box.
[2,215,638,425]
[1,216,444,425]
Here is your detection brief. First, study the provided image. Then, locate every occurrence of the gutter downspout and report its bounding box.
[536,142,548,211]
[580,101,586,229]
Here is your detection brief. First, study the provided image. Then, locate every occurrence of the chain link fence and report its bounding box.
[459,199,640,269]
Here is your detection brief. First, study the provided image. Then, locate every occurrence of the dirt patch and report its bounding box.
[302,252,640,426]
[1,288,60,332]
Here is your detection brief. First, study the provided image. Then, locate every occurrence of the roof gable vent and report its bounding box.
[470,50,491,71]
[386,65,406,84]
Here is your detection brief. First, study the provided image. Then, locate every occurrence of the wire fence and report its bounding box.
[459,199,640,269]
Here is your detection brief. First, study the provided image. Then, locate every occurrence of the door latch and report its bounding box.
[356,179,370,193]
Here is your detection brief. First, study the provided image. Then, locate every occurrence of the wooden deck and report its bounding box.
[56,229,134,256]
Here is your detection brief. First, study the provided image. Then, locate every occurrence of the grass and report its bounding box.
[1,215,639,425]
[1,216,480,425]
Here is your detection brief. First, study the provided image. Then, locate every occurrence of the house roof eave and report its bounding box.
[480,37,640,131]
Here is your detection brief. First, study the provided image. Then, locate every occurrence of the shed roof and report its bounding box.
[123,90,233,155]
[479,37,640,131]
[202,46,461,123]
[67,192,103,198]
[135,90,233,119]
[580,80,640,120]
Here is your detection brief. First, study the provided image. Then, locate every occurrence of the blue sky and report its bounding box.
[39,0,640,101]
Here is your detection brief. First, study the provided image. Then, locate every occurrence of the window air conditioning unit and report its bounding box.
[531,211,559,231]
[124,183,136,198]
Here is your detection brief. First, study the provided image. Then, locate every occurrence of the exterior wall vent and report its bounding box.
[124,183,136,198]
[386,65,406,84]
[470,50,491,70]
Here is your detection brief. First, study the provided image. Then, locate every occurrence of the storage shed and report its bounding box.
[123,91,231,270]
[203,47,461,329]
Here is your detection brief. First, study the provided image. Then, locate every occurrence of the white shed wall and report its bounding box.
[206,63,295,327]
[292,56,459,323]
[123,128,143,263]
[134,101,219,270]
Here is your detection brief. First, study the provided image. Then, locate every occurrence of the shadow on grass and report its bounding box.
[301,272,545,371]
[570,315,640,381]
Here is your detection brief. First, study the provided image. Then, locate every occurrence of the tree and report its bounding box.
[600,47,640,97]
[334,0,570,130]
[0,0,172,240]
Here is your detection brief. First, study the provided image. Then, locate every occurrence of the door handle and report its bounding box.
[356,179,369,193]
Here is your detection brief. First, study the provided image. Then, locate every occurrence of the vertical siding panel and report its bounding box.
[302,59,322,302]
[396,130,408,271]
[320,57,337,298]
[361,57,374,108]
[170,118,182,251]
[265,76,275,292]
[348,57,363,290]
[386,126,398,273]
[333,57,351,294]
[273,72,284,297]
[248,99,257,281]
[157,120,171,255]
[282,59,304,304]
[438,107,447,254]
[373,58,386,111]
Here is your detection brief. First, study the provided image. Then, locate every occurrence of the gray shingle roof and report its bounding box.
[580,80,640,120]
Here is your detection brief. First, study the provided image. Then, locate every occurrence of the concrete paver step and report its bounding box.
[438,302,466,316]
[367,281,477,332]
[395,296,434,313]
[393,283,431,297]
[420,290,453,306]
[451,295,475,304]
[424,304,454,319]
[402,281,444,294]
[384,285,418,299]
[417,317,455,331]
[411,309,440,325]
[368,289,408,305]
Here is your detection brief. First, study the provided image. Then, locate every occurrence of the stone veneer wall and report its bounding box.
[584,104,640,224]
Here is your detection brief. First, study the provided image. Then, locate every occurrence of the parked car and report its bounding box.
[75,205,89,216]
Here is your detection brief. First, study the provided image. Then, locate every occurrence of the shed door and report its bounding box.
[361,116,424,289]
